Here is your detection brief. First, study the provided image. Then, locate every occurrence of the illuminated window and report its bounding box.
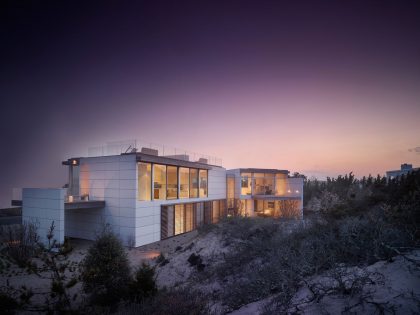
[138,162,151,201]
[185,203,194,232]
[179,167,189,198]
[190,169,199,198]
[153,164,166,200]
[212,200,220,223]
[174,204,184,235]
[199,169,208,197]
[167,166,178,199]
[240,173,252,195]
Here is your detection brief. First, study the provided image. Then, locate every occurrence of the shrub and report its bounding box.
[0,289,19,315]
[3,221,39,267]
[128,263,157,302]
[81,226,131,306]
[118,288,213,315]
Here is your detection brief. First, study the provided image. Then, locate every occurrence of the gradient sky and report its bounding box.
[1,0,420,207]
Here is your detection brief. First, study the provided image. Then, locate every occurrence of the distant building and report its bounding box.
[386,163,419,180]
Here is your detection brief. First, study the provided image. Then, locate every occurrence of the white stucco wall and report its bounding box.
[67,154,227,247]
[66,154,137,245]
[22,188,66,246]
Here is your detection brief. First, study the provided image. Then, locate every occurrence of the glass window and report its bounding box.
[196,202,204,227]
[138,162,151,201]
[199,169,208,198]
[212,200,220,223]
[179,167,189,198]
[190,168,199,198]
[185,203,194,232]
[153,164,166,200]
[241,172,252,195]
[174,204,185,235]
[167,166,178,199]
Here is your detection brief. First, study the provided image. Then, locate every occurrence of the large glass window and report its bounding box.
[167,166,178,199]
[179,167,189,198]
[241,172,252,195]
[138,162,151,201]
[199,169,208,198]
[174,204,185,235]
[212,200,220,223]
[185,203,194,232]
[196,202,204,227]
[153,164,166,200]
[190,168,199,198]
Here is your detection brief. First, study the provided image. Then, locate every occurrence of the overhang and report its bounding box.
[136,153,213,169]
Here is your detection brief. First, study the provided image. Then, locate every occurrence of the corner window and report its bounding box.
[138,162,151,201]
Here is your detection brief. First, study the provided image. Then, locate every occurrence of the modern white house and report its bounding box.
[386,163,419,180]
[17,142,303,247]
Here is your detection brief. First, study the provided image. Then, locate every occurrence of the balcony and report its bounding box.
[240,176,302,198]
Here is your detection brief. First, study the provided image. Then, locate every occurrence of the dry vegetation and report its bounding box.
[0,171,419,314]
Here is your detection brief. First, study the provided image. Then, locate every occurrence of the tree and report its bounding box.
[81,226,131,306]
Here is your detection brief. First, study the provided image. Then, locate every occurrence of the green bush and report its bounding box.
[81,226,131,306]
[118,288,212,315]
[128,263,157,302]
[0,290,19,315]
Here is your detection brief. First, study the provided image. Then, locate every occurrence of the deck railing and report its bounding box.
[87,139,222,166]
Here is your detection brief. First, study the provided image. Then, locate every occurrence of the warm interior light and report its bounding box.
[72,160,77,165]
[287,189,291,193]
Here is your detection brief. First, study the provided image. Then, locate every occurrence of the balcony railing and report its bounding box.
[87,139,222,166]
[240,177,303,198]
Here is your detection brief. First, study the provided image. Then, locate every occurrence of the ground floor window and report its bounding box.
[161,199,227,239]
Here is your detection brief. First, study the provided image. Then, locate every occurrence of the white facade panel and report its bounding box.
[22,188,66,246]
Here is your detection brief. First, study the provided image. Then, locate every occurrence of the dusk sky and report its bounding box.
[1,1,420,207]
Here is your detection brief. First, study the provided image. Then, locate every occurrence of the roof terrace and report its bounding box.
[85,139,223,167]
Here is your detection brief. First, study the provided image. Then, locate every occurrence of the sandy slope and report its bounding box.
[230,250,420,314]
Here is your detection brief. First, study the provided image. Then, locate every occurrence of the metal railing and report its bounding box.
[87,139,223,166]
[240,177,303,197]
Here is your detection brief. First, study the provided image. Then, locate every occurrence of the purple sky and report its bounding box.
[1,1,420,207]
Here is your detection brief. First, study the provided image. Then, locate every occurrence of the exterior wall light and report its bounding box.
[295,190,299,193]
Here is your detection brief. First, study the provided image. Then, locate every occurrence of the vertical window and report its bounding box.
[167,166,178,199]
[174,204,185,235]
[212,200,220,223]
[199,169,208,198]
[153,164,166,200]
[204,201,212,224]
[241,172,252,195]
[138,162,151,201]
[190,169,199,198]
[179,167,189,198]
[196,202,204,227]
[185,203,194,232]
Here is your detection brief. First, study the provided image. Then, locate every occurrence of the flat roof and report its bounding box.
[237,168,289,174]
[135,153,214,169]
[63,153,217,170]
